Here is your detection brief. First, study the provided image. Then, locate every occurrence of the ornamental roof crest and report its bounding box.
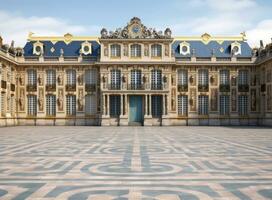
[100,17,172,39]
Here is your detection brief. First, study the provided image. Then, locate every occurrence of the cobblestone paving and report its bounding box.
[0,126,272,200]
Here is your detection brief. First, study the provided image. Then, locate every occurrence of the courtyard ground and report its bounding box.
[0,126,272,199]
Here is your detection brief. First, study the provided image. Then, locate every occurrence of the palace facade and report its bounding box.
[0,17,272,126]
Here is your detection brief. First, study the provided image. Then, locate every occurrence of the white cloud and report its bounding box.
[188,0,257,12]
[247,20,272,47]
[173,0,271,48]
[0,10,100,47]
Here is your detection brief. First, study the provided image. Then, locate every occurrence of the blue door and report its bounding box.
[129,95,143,124]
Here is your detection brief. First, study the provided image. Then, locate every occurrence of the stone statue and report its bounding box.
[58,89,63,111]
[19,89,25,111]
[57,74,63,85]
[78,90,83,111]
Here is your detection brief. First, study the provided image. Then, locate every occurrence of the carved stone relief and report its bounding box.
[78,89,84,111]
[19,88,25,111]
[211,89,218,111]
[57,89,64,111]
[57,74,63,86]
[19,73,25,86]
[231,75,237,86]
[189,74,196,86]
[171,88,176,111]
[190,88,197,111]
[38,88,44,111]
[231,89,237,112]
[78,74,83,86]
[251,89,257,111]
[144,44,149,56]
[38,73,43,86]
[123,44,128,56]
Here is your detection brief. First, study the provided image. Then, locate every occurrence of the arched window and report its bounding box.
[110,44,121,58]
[151,44,162,57]
[130,44,141,57]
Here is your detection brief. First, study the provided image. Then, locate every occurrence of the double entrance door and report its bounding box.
[129,95,143,125]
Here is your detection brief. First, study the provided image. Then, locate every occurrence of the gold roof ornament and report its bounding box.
[201,33,211,44]
[27,33,99,44]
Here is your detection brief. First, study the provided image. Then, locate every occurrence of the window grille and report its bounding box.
[27,95,37,116]
[178,69,188,85]
[110,44,121,57]
[198,69,209,86]
[27,69,37,85]
[46,95,56,116]
[151,69,162,89]
[152,95,162,117]
[178,95,188,116]
[66,95,76,116]
[220,70,230,85]
[151,44,162,57]
[110,69,121,89]
[131,44,141,57]
[66,69,76,85]
[110,95,121,117]
[238,95,248,116]
[85,94,97,115]
[198,95,209,115]
[219,95,230,115]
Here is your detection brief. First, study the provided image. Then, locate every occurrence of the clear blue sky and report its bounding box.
[0,0,271,47]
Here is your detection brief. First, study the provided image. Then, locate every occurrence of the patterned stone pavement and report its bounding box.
[0,126,272,200]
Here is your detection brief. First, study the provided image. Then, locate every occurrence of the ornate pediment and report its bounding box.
[100,17,172,39]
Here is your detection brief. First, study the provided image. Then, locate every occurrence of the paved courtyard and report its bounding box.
[0,126,272,200]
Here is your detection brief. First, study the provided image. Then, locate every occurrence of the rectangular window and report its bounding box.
[198,69,209,86]
[238,95,248,116]
[152,95,162,117]
[66,69,76,85]
[85,69,97,85]
[66,95,76,116]
[238,70,249,85]
[198,95,209,115]
[151,44,162,57]
[131,44,141,57]
[220,70,230,85]
[1,92,5,116]
[46,95,56,116]
[85,94,97,115]
[46,69,56,85]
[178,95,188,116]
[110,95,121,117]
[220,95,230,115]
[178,69,188,85]
[27,95,37,116]
[110,69,121,89]
[27,69,37,85]
[110,44,121,57]
[131,69,142,89]
[151,69,162,89]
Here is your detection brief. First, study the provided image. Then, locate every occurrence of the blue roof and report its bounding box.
[172,40,252,58]
[23,40,100,57]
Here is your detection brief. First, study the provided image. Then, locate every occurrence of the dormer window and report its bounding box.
[110,44,121,58]
[130,44,141,58]
[33,41,43,56]
[81,41,92,55]
[151,44,162,57]
[180,42,190,55]
[231,42,241,56]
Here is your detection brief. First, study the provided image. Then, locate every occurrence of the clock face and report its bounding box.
[132,25,140,33]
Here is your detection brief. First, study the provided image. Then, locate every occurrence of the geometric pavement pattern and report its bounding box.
[0,126,272,200]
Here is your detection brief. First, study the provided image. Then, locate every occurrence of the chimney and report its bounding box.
[260,40,264,48]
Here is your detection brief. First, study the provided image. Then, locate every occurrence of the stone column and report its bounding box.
[107,94,110,116]
[162,95,165,116]
[145,94,148,115]
[149,95,152,116]
[120,94,123,116]
[124,94,127,115]
[103,94,106,115]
